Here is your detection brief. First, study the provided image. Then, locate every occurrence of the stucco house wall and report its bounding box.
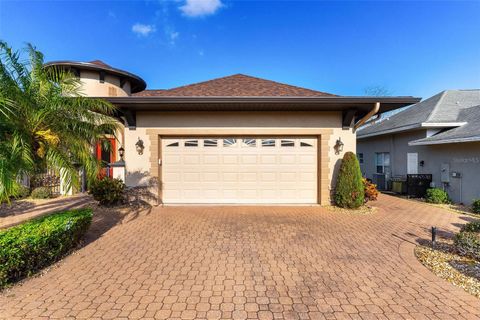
[123,111,355,204]
[358,131,480,204]
[358,130,426,177]
[79,70,131,97]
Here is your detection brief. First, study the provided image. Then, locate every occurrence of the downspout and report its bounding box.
[353,102,380,132]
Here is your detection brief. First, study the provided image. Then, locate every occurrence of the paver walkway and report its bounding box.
[0,194,93,229]
[0,194,479,319]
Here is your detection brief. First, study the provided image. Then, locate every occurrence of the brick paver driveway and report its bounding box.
[1,194,479,319]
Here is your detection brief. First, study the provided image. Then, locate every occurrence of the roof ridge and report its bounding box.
[425,90,449,123]
[162,74,242,92]
[231,74,337,96]
[160,73,336,96]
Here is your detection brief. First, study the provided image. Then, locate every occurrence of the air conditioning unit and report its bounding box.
[373,174,387,190]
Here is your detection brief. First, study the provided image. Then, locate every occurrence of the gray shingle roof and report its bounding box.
[409,105,480,145]
[358,90,480,138]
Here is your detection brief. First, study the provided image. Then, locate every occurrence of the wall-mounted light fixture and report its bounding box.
[135,138,144,155]
[334,137,344,155]
[420,160,425,167]
[118,147,125,161]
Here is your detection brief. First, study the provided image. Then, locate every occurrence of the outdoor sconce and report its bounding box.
[420,160,425,167]
[334,137,344,155]
[135,138,144,155]
[118,147,125,161]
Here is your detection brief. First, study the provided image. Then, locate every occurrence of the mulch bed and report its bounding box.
[324,204,377,215]
[415,240,480,298]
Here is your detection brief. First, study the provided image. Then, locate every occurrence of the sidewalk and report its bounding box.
[0,194,94,229]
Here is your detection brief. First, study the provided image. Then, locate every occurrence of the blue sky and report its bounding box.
[1,0,479,98]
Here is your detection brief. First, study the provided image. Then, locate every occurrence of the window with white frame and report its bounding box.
[375,152,390,174]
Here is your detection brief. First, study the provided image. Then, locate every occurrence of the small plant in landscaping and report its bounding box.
[363,178,378,202]
[454,220,480,261]
[460,220,480,233]
[472,199,480,214]
[0,209,93,288]
[334,152,364,209]
[15,186,31,199]
[30,186,52,199]
[425,188,450,204]
[89,178,125,206]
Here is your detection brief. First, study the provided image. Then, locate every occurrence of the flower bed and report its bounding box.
[0,208,92,288]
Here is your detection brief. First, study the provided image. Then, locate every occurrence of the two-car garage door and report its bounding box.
[161,137,318,204]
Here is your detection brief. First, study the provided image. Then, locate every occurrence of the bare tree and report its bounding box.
[364,86,392,97]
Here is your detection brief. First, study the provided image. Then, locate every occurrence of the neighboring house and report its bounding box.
[357,90,480,205]
[45,60,418,205]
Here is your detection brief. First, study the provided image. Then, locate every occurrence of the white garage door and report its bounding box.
[161,137,318,204]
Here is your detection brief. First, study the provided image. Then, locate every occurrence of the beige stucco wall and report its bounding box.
[79,70,130,97]
[123,111,356,204]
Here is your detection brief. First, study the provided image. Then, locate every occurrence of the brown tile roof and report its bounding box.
[88,60,112,68]
[134,74,336,97]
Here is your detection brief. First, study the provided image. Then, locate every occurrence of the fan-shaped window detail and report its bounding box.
[281,139,295,147]
[242,138,256,147]
[166,142,179,147]
[185,140,198,147]
[223,138,237,147]
[261,139,276,147]
[204,139,218,147]
[300,140,314,147]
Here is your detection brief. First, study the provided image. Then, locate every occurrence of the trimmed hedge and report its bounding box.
[425,188,450,204]
[334,152,364,208]
[0,208,92,288]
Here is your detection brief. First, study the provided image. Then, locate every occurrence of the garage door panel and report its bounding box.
[299,155,316,164]
[260,155,276,164]
[162,137,317,204]
[279,155,296,164]
[222,155,238,164]
[203,155,220,164]
[164,154,181,164]
[203,172,219,181]
[260,172,276,181]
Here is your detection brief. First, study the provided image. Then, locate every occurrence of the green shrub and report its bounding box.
[460,220,480,233]
[472,199,480,214]
[454,232,480,261]
[15,185,31,199]
[334,152,364,209]
[0,209,93,288]
[89,178,125,206]
[425,188,450,204]
[30,186,52,199]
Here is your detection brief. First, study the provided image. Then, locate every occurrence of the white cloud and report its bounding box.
[132,23,156,36]
[168,30,180,44]
[179,0,223,17]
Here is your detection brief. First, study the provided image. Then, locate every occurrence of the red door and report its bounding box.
[96,138,116,178]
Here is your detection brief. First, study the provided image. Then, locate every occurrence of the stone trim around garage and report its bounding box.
[146,129,333,205]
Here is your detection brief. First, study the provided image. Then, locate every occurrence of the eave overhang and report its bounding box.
[357,121,466,139]
[409,135,480,146]
[104,96,421,128]
[44,61,147,93]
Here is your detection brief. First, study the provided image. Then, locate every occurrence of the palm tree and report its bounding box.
[0,41,120,202]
